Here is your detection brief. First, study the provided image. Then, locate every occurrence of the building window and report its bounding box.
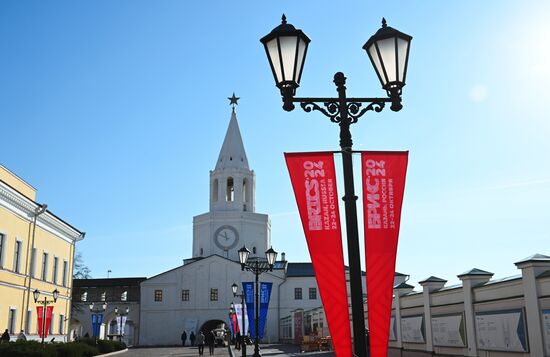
[13,240,22,273]
[8,308,16,334]
[30,248,37,278]
[59,314,64,334]
[101,291,106,302]
[0,233,5,268]
[62,260,68,287]
[309,288,317,300]
[52,256,59,284]
[154,289,163,302]
[41,252,49,281]
[294,288,302,300]
[213,179,218,202]
[226,177,234,202]
[81,291,88,302]
[182,289,190,301]
[200,248,203,256]
[25,310,32,334]
[121,291,127,301]
[252,247,256,254]
[210,288,218,301]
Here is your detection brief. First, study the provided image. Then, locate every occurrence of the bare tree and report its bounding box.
[73,251,92,279]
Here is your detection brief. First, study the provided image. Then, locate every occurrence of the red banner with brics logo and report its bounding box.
[362,151,408,357]
[285,152,352,357]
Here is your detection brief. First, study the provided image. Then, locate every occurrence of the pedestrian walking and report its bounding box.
[190,331,196,346]
[181,330,187,346]
[1,329,9,343]
[196,331,205,355]
[206,330,215,355]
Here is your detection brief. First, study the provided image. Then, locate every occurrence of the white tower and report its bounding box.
[192,97,271,261]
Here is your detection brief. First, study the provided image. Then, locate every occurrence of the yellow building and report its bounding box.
[0,164,84,341]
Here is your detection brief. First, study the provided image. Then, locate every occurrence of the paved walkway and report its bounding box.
[230,344,335,357]
[120,345,230,357]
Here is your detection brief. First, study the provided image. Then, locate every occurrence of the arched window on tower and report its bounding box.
[243,178,248,211]
[252,247,257,254]
[200,248,203,256]
[226,177,234,202]
[213,179,218,202]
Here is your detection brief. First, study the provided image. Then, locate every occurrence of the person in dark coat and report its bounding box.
[190,331,196,346]
[1,329,10,343]
[196,331,205,355]
[205,330,215,355]
[181,330,187,346]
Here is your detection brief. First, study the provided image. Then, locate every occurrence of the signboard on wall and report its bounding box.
[431,313,466,347]
[543,309,550,356]
[389,316,397,341]
[475,309,528,352]
[401,315,425,343]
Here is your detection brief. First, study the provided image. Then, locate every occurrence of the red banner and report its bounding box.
[37,306,54,338]
[362,151,408,357]
[36,306,44,337]
[45,306,54,337]
[285,152,352,357]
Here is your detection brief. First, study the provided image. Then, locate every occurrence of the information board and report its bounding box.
[475,309,528,352]
[543,309,550,356]
[389,316,397,341]
[431,313,466,347]
[401,315,425,343]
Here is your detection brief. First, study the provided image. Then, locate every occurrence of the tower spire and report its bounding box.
[215,96,249,170]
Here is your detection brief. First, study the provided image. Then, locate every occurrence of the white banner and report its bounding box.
[475,309,528,352]
[432,314,466,347]
[234,303,249,334]
[401,315,424,343]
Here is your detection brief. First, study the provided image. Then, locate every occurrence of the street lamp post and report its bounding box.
[89,302,107,340]
[232,282,247,357]
[260,15,412,357]
[33,288,59,345]
[114,306,129,342]
[238,246,277,357]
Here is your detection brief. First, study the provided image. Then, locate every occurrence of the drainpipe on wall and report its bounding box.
[21,203,47,332]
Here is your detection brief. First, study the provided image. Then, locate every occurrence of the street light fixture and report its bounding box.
[238,246,278,357]
[33,288,59,345]
[261,15,412,357]
[231,282,247,357]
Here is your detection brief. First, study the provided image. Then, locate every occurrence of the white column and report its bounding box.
[515,255,550,357]
[458,271,493,357]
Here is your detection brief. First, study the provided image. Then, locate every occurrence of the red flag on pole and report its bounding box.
[285,152,352,357]
[361,151,408,357]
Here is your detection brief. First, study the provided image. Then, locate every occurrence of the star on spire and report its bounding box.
[228,93,240,111]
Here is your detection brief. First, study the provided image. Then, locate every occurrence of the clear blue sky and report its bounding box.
[1,1,549,288]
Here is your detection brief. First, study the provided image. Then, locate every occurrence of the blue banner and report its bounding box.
[91,314,97,337]
[97,314,103,337]
[243,282,255,337]
[259,282,272,339]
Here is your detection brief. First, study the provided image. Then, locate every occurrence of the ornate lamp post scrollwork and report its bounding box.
[238,246,277,357]
[261,15,412,357]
